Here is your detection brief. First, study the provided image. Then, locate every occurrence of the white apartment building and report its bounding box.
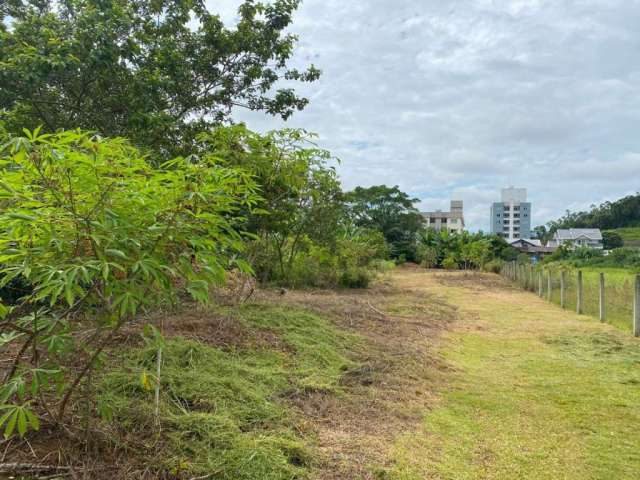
[490,187,532,241]
[422,200,465,234]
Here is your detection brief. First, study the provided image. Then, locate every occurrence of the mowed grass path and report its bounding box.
[386,270,640,480]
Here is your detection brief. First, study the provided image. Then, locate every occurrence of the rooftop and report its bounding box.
[554,228,603,241]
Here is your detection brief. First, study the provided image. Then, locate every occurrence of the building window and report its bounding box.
[524,214,528,218]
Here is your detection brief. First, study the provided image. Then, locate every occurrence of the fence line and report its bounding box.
[501,261,640,338]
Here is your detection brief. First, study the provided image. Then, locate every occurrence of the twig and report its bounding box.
[0,463,71,473]
[366,301,388,318]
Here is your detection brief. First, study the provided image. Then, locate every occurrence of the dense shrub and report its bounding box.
[543,246,640,270]
[417,229,516,270]
[483,259,505,274]
[0,128,258,434]
[603,231,624,249]
[339,268,372,289]
[442,255,458,270]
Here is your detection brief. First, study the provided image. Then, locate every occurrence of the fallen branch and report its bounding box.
[0,463,71,473]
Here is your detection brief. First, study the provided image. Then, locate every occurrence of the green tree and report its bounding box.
[602,231,624,249]
[532,225,552,244]
[198,125,343,283]
[418,230,516,270]
[0,0,320,157]
[461,240,491,270]
[344,185,424,261]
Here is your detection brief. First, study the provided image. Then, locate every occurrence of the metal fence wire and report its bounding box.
[502,262,638,335]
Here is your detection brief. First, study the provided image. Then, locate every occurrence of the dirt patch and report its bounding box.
[255,268,459,479]
[157,305,290,352]
[433,270,516,291]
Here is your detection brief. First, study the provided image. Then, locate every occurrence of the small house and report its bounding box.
[509,238,556,260]
[547,229,603,250]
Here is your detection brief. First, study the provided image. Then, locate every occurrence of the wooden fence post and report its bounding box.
[560,270,566,309]
[538,270,543,297]
[599,273,605,322]
[547,272,552,301]
[529,265,534,292]
[577,270,583,315]
[634,275,640,337]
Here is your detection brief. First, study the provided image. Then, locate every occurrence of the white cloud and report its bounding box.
[214,0,640,231]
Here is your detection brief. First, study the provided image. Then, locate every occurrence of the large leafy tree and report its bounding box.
[0,0,320,157]
[344,185,424,261]
[198,125,343,282]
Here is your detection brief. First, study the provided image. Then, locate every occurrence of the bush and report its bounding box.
[419,246,439,268]
[442,255,458,270]
[370,259,396,273]
[339,268,371,288]
[483,259,505,274]
[0,128,258,434]
[603,231,624,249]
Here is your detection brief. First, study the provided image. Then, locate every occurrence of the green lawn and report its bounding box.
[383,272,640,480]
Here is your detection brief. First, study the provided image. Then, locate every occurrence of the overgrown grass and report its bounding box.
[382,276,640,479]
[100,305,359,479]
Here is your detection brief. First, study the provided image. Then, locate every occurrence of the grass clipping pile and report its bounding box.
[1,268,457,479]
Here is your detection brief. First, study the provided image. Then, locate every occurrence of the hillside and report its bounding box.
[605,227,640,248]
[548,193,640,231]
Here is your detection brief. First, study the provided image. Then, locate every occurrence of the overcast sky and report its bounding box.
[212,0,640,232]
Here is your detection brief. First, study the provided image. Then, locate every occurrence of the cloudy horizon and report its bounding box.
[213,0,640,232]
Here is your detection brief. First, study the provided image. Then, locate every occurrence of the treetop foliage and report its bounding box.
[344,185,424,261]
[0,0,320,157]
[546,193,640,232]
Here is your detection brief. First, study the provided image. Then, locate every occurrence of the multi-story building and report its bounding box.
[490,187,531,240]
[422,200,465,234]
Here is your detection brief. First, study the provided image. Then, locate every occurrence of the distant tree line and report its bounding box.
[532,193,640,248]
[542,193,640,232]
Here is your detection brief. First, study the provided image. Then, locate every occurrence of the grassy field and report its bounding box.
[606,227,640,247]
[383,270,640,480]
[520,265,637,332]
[8,268,640,479]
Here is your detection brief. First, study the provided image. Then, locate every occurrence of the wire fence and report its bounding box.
[501,262,640,336]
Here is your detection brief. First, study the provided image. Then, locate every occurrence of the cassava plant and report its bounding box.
[0,127,259,436]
